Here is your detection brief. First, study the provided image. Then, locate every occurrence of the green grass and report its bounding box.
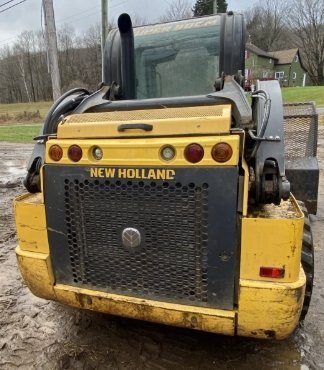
[0,101,52,116]
[282,86,324,107]
[0,90,323,142]
[0,101,52,125]
[0,124,42,143]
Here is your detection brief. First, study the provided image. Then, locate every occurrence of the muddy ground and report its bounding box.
[0,129,323,370]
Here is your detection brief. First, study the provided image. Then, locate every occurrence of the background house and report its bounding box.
[245,43,276,83]
[245,44,308,88]
[268,49,308,87]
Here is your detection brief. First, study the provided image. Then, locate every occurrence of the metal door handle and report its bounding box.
[118,123,153,132]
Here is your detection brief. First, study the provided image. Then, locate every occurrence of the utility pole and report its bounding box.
[43,0,61,101]
[213,0,218,14]
[101,0,109,75]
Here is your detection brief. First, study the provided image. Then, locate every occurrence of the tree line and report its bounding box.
[0,24,102,104]
[0,0,322,104]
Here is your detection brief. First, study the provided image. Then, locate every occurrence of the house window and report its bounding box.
[292,72,297,79]
[275,71,284,79]
[294,55,299,62]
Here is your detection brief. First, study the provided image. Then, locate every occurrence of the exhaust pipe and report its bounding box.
[118,13,136,99]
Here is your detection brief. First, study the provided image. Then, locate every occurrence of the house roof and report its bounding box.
[268,49,298,64]
[246,43,274,59]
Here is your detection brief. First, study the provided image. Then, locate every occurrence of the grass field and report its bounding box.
[0,101,52,117]
[282,86,324,106]
[0,101,52,126]
[0,124,41,143]
[0,86,323,143]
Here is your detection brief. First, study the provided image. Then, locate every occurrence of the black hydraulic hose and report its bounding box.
[253,89,271,138]
[25,88,90,192]
[250,89,271,158]
[43,88,90,135]
[48,95,86,134]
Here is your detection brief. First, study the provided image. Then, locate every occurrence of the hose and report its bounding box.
[24,88,90,193]
[250,89,272,158]
[48,95,86,134]
[42,87,90,135]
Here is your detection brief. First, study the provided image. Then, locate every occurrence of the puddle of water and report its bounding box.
[8,166,26,176]
[0,159,27,183]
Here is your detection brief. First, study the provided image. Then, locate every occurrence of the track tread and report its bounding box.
[298,201,314,321]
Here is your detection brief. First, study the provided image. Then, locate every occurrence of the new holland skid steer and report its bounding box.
[14,13,319,339]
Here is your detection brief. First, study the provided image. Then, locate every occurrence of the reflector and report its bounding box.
[260,267,285,279]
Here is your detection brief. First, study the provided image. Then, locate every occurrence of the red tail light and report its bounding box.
[68,145,83,162]
[260,267,285,279]
[184,143,204,163]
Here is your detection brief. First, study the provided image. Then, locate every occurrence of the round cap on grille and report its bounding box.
[122,228,141,249]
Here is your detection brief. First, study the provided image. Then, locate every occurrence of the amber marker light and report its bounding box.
[211,143,233,163]
[68,145,83,162]
[260,267,285,279]
[49,145,63,162]
[184,143,204,163]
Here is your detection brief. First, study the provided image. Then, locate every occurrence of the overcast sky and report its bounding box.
[0,0,258,47]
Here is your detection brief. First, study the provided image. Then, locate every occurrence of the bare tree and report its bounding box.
[13,46,31,103]
[82,23,101,48]
[58,25,80,89]
[245,0,289,51]
[286,0,324,85]
[130,14,148,26]
[15,31,38,102]
[81,23,102,88]
[160,0,192,22]
[0,46,24,103]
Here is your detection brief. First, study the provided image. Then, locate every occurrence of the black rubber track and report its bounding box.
[298,201,314,321]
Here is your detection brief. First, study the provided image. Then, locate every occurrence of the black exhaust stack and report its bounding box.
[118,13,136,99]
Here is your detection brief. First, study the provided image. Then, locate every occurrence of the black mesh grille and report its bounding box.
[64,179,209,304]
[284,103,318,160]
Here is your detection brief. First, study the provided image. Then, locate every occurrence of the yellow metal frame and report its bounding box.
[15,192,306,340]
[14,193,49,254]
[57,105,231,139]
[240,196,304,283]
[16,244,305,340]
[241,159,249,217]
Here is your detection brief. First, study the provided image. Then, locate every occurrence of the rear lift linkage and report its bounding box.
[209,76,290,206]
[246,80,290,205]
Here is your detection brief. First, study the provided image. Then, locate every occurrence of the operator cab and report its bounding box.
[104,13,245,100]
